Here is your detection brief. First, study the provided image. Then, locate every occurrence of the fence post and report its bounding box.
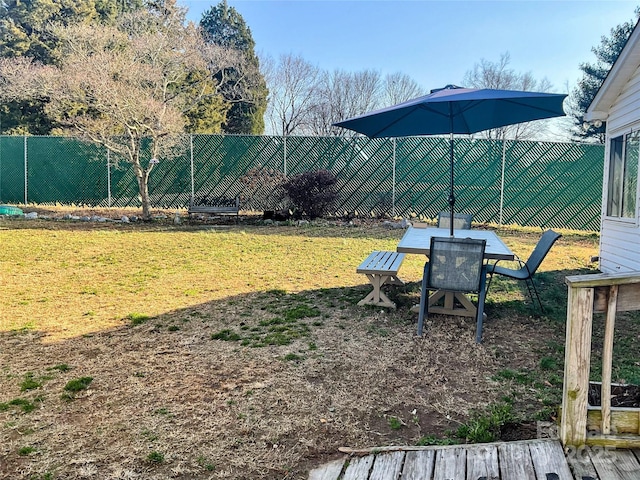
[190,134,194,204]
[24,135,28,205]
[392,138,396,217]
[499,139,506,226]
[283,135,287,177]
[107,149,112,207]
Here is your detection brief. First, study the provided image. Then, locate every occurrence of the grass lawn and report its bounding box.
[0,209,637,479]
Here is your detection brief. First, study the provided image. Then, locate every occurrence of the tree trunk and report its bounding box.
[138,173,151,220]
[133,161,152,220]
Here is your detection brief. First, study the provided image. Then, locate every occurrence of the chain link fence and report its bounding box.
[0,134,604,231]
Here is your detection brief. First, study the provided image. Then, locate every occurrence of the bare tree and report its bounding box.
[0,57,47,100]
[308,69,382,136]
[463,52,554,140]
[260,55,427,137]
[263,53,321,136]
[307,69,426,136]
[381,72,427,106]
[351,69,383,114]
[0,2,241,219]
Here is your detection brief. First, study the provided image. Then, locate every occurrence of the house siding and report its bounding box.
[600,218,640,272]
[600,61,640,273]
[607,64,640,131]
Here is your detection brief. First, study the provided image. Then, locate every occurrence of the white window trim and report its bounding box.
[603,125,640,226]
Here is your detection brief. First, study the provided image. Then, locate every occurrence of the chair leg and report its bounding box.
[417,264,430,336]
[485,260,503,296]
[475,266,488,343]
[485,271,495,295]
[527,278,544,312]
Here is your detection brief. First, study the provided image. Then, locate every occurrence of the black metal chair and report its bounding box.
[437,211,473,230]
[417,237,488,343]
[486,229,562,311]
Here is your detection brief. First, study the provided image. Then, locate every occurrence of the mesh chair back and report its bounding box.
[437,212,473,230]
[427,237,486,293]
[524,230,562,274]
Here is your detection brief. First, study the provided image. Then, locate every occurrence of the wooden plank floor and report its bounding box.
[308,439,640,480]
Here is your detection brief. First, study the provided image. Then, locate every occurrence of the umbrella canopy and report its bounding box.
[333,85,567,235]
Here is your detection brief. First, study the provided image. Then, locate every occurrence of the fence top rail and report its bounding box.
[566,271,640,288]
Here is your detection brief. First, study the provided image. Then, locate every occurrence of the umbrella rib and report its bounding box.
[416,103,474,134]
[417,104,457,119]
[369,106,433,137]
[503,97,566,115]
[460,98,565,118]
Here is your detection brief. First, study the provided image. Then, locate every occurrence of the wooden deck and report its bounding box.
[308,439,640,480]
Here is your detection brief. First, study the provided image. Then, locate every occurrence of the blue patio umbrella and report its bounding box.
[333,85,567,236]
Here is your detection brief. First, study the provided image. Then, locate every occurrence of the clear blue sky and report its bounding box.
[180,0,639,96]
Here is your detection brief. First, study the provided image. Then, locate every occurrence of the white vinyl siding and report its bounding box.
[599,58,640,273]
[606,65,640,132]
[600,218,640,272]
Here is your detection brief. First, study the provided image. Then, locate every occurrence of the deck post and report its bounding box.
[560,281,593,447]
[600,285,618,435]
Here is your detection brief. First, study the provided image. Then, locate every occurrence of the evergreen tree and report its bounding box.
[570,9,639,142]
[200,1,267,134]
[0,0,143,64]
[0,100,51,135]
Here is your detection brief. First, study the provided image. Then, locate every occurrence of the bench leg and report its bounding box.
[387,275,404,286]
[358,274,398,309]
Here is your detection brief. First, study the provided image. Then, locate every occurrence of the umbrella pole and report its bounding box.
[448,132,455,237]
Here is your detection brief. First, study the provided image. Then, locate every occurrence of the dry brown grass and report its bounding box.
[0,208,600,479]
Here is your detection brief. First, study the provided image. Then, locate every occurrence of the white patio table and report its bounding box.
[397,227,515,318]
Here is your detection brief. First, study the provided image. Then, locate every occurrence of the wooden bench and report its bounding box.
[356,250,405,309]
[188,197,240,221]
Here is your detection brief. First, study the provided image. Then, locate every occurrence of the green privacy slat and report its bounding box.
[24,137,107,205]
[0,135,604,231]
[0,136,26,203]
[145,136,191,208]
[500,140,603,230]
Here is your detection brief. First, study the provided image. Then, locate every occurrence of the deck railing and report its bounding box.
[561,272,640,448]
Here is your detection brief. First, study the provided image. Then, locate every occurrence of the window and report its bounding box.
[607,133,638,218]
